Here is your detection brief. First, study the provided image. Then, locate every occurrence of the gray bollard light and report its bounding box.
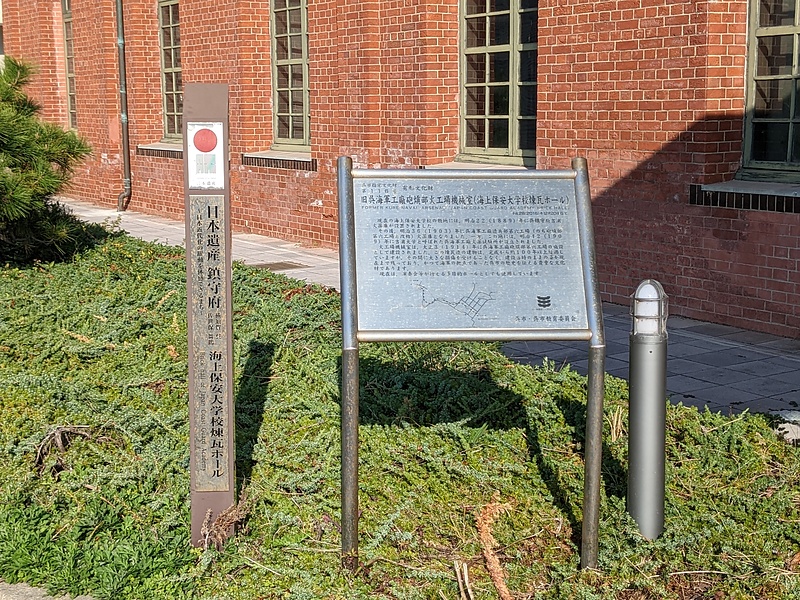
[627,279,668,540]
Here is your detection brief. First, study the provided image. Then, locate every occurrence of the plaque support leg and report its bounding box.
[580,344,605,569]
[341,346,360,569]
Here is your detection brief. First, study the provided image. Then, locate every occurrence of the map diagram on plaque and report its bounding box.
[416,282,494,325]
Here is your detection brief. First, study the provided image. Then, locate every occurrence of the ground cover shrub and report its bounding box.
[0,233,798,599]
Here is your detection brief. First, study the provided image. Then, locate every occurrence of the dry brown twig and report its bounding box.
[34,425,120,476]
[200,488,252,550]
[454,560,475,600]
[475,492,514,600]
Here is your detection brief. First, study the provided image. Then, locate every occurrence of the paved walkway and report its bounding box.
[62,197,800,420]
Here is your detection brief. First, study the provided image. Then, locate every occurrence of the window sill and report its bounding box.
[431,158,532,170]
[702,180,800,197]
[241,150,316,171]
[450,153,536,168]
[689,180,800,214]
[136,141,183,159]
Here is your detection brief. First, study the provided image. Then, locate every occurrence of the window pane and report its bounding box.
[466,0,484,15]
[759,0,795,26]
[793,126,800,161]
[796,80,800,117]
[276,36,289,60]
[489,52,509,82]
[288,0,301,6]
[466,17,486,48]
[757,35,793,76]
[163,48,173,69]
[274,0,286,8]
[466,119,485,147]
[490,86,509,115]
[521,0,537,8]
[519,120,536,150]
[278,115,290,137]
[291,65,304,88]
[289,8,302,33]
[290,34,303,59]
[291,90,304,113]
[520,50,536,82]
[467,54,486,83]
[520,85,536,116]
[754,79,791,117]
[752,122,790,161]
[466,87,486,115]
[292,116,304,138]
[488,119,509,148]
[520,10,537,44]
[490,14,509,46]
[491,0,510,11]
[275,11,288,35]
[278,90,290,113]
[278,65,289,87]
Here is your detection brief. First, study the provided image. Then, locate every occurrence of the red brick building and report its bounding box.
[3,0,799,337]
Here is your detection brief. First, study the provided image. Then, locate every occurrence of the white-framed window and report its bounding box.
[159,0,182,138]
[744,0,800,174]
[62,0,77,129]
[271,0,310,149]
[460,0,537,164]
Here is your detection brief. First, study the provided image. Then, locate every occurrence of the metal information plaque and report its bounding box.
[188,196,231,493]
[337,157,607,571]
[184,83,235,548]
[354,176,588,333]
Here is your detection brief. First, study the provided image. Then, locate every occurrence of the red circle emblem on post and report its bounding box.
[193,128,218,153]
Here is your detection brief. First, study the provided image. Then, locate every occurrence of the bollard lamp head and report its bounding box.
[631,279,668,336]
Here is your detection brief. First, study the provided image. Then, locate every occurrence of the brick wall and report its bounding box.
[3,0,798,336]
[536,0,799,336]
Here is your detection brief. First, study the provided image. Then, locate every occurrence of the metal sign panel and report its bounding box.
[353,176,588,332]
[187,122,225,190]
[188,196,232,494]
[337,157,606,571]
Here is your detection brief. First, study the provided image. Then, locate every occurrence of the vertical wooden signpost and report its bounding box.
[184,83,235,547]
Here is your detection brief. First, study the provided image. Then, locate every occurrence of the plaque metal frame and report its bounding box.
[337,156,606,570]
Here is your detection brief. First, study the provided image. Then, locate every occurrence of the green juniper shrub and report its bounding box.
[0,234,798,599]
